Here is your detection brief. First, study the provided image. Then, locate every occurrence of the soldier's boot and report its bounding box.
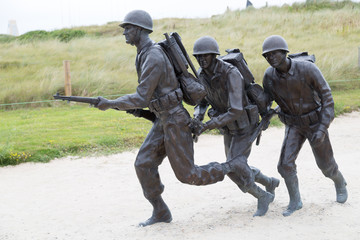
[247,184,275,217]
[224,160,274,216]
[283,175,303,217]
[330,171,348,203]
[254,171,280,197]
[139,196,172,227]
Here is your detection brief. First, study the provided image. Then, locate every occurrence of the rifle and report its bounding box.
[170,32,199,78]
[159,32,206,106]
[53,93,156,122]
[249,106,280,146]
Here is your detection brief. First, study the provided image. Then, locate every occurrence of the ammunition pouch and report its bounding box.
[149,88,183,114]
[245,104,260,125]
[278,107,321,127]
[224,104,259,133]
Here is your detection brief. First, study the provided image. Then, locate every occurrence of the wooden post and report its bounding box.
[358,47,360,70]
[63,60,72,96]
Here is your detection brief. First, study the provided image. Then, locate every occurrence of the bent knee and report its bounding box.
[134,157,145,170]
[176,172,200,185]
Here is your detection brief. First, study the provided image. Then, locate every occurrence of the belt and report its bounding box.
[279,107,321,127]
[149,88,183,114]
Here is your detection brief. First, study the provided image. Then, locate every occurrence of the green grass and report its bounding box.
[0,104,153,166]
[1,1,360,107]
[1,1,360,166]
[0,91,358,166]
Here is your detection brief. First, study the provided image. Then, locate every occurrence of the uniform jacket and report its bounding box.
[196,59,252,131]
[263,58,334,130]
[113,40,179,110]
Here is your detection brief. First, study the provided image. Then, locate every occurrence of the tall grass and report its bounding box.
[1,1,360,107]
[1,1,360,166]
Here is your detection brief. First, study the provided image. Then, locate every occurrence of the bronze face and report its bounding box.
[122,24,140,46]
[264,50,287,69]
[195,54,216,70]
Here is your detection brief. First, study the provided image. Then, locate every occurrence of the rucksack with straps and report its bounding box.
[219,48,255,88]
[219,48,269,114]
[158,32,207,106]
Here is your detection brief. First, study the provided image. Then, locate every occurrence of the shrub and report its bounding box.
[17,30,50,42]
[16,29,86,43]
[50,29,87,42]
[0,34,16,43]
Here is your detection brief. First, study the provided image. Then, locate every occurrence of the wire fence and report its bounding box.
[1,78,360,108]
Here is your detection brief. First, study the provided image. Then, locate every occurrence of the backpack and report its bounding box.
[219,48,255,88]
[158,32,207,106]
[288,52,316,63]
[219,49,269,114]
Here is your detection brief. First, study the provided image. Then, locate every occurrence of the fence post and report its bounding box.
[63,60,72,96]
[358,47,360,70]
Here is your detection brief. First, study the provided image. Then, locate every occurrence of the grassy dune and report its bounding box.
[1,1,360,165]
[1,0,360,106]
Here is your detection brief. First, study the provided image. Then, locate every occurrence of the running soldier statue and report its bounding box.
[261,35,348,216]
[95,10,246,226]
[191,36,279,217]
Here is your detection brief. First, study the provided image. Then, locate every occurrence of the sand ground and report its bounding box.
[0,112,359,240]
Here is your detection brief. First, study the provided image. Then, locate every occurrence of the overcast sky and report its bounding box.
[1,0,355,35]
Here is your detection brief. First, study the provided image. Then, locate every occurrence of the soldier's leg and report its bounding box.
[164,107,228,185]
[225,131,279,194]
[252,167,280,196]
[135,121,172,227]
[226,133,275,216]
[278,126,306,216]
[223,132,253,190]
[309,129,348,203]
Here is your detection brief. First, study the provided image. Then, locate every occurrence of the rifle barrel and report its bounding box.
[53,94,99,105]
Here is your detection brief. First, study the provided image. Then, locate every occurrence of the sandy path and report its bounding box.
[0,112,359,240]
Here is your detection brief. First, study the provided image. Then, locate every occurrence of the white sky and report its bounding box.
[1,0,355,35]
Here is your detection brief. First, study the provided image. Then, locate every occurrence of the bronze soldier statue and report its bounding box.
[191,36,279,217]
[261,35,348,216]
[95,10,245,227]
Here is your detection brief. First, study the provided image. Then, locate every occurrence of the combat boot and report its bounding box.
[139,196,172,227]
[330,171,348,203]
[247,184,275,217]
[283,175,302,217]
[254,171,280,196]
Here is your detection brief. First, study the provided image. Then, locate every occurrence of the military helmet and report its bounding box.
[262,35,289,56]
[193,36,220,56]
[119,10,153,33]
